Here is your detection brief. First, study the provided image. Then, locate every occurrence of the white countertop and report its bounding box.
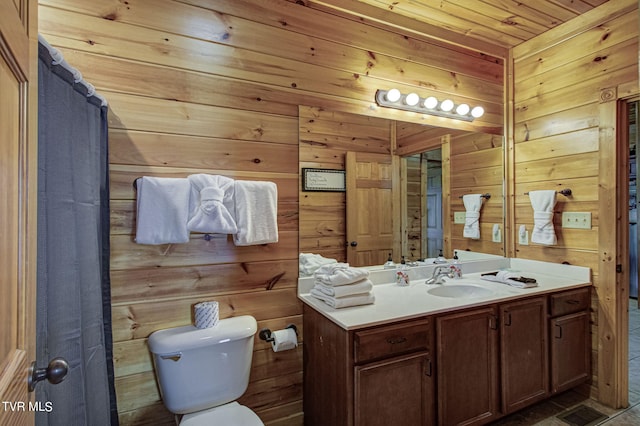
[298,258,591,330]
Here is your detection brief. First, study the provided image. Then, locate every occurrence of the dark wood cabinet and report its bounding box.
[500,297,549,414]
[549,288,591,394]
[355,352,434,426]
[303,286,591,426]
[303,304,435,426]
[436,306,499,426]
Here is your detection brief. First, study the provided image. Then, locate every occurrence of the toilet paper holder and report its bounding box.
[258,324,298,343]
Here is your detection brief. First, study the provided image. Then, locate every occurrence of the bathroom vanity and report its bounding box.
[299,259,591,426]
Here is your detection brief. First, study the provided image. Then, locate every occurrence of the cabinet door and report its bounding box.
[551,311,591,393]
[355,352,435,426]
[437,306,499,426]
[501,297,549,414]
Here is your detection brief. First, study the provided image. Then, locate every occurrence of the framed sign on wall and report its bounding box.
[302,168,346,192]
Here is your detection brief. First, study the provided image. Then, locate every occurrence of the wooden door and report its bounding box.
[0,1,37,424]
[346,151,397,266]
[500,297,549,414]
[355,352,434,426]
[424,153,443,258]
[550,311,591,394]
[436,306,499,426]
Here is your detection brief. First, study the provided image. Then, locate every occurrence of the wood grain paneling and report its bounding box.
[511,3,638,408]
[40,0,504,423]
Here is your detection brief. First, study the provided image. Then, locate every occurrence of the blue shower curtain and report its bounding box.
[36,40,118,425]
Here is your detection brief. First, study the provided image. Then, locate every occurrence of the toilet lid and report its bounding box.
[180,401,264,426]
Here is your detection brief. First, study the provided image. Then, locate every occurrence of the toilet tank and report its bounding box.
[148,315,257,414]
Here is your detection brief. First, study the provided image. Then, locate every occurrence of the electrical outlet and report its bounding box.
[492,224,501,243]
[562,212,592,229]
[454,211,466,224]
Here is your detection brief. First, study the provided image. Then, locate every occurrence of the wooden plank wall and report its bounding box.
[510,1,638,405]
[38,0,503,424]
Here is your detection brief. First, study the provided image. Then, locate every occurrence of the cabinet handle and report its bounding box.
[555,324,563,339]
[386,337,407,345]
[425,359,433,377]
[504,312,512,326]
[489,314,498,330]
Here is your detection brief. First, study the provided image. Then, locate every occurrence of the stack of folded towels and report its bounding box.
[310,263,375,309]
[480,270,538,288]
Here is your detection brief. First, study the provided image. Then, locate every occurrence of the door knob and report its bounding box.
[350,241,358,247]
[28,357,69,392]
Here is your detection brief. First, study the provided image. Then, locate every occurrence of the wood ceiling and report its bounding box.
[312,0,612,56]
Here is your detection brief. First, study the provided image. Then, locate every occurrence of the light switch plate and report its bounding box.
[492,224,501,243]
[562,212,592,229]
[519,226,528,245]
[454,211,466,224]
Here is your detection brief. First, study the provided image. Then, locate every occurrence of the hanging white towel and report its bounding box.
[135,176,191,245]
[313,263,370,286]
[233,180,279,246]
[187,174,237,234]
[463,194,482,239]
[529,190,557,245]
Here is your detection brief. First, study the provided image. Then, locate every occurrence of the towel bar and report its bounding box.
[458,193,491,200]
[524,188,572,196]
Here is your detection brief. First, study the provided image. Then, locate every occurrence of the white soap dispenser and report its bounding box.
[396,256,410,286]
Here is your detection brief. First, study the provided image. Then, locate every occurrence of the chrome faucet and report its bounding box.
[426,265,456,285]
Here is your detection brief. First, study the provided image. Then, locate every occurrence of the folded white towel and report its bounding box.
[313,263,370,286]
[187,174,237,234]
[313,279,373,298]
[481,270,538,288]
[463,194,482,239]
[529,190,557,245]
[135,176,191,244]
[310,288,375,308]
[233,180,279,246]
[299,253,338,276]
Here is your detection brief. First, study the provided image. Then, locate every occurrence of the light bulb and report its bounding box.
[385,89,401,103]
[455,104,470,115]
[404,93,420,106]
[440,99,454,112]
[423,96,438,109]
[471,106,485,118]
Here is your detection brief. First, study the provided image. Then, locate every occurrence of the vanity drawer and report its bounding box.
[354,318,431,364]
[550,287,590,317]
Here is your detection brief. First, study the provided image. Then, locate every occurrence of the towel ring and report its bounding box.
[458,193,491,200]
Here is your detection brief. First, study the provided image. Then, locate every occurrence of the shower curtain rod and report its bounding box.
[38,34,108,107]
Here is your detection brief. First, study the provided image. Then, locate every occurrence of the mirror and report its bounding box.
[299,106,504,269]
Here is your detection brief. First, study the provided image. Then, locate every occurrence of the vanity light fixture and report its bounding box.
[375,89,485,122]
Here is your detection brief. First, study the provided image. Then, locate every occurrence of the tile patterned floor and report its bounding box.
[491,300,640,425]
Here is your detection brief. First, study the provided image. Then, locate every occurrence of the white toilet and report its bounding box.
[148,315,264,425]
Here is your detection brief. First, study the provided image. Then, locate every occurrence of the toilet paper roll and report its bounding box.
[271,328,298,352]
[194,301,219,329]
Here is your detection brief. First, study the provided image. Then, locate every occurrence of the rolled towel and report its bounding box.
[309,288,375,309]
[313,263,370,286]
[529,190,557,245]
[135,176,191,244]
[299,253,338,276]
[313,279,373,298]
[463,194,482,239]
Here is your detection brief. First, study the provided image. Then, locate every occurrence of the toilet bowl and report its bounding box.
[148,315,264,425]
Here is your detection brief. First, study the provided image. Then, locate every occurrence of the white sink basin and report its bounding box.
[427,284,494,299]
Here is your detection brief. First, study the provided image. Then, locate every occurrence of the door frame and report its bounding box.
[599,82,638,408]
